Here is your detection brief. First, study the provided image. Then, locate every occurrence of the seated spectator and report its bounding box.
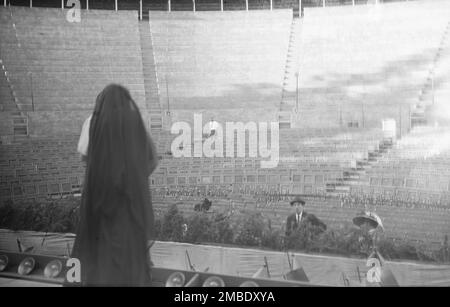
[194,198,212,212]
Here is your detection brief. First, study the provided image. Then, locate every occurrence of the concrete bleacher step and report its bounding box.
[411,116,428,128]
[368,151,382,159]
[355,160,370,168]
[342,170,363,180]
[325,183,351,193]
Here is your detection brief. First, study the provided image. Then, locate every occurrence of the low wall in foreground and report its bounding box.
[1,229,449,286]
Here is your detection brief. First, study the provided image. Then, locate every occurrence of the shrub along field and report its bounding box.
[0,198,449,263]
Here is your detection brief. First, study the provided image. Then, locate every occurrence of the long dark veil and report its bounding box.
[72,84,158,286]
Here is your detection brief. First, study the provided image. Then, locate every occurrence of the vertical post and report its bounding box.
[115,0,118,11]
[270,0,272,11]
[62,0,64,9]
[4,0,6,8]
[166,75,170,115]
[193,0,195,12]
[323,0,326,8]
[295,72,299,111]
[352,0,355,5]
[30,73,34,112]
[245,0,248,11]
[30,0,32,8]
[300,0,303,17]
[139,0,142,20]
[431,74,435,105]
[86,0,89,10]
[168,0,171,12]
[220,0,223,11]
[361,102,365,129]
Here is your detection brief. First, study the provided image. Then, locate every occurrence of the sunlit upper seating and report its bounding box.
[294,1,450,129]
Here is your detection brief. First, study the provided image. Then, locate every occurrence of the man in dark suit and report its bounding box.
[285,196,327,237]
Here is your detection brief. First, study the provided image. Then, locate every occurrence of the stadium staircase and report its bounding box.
[325,138,393,195]
[0,59,28,139]
[139,21,163,131]
[0,5,32,138]
[278,17,302,129]
[352,126,450,200]
[411,21,450,128]
[0,60,18,112]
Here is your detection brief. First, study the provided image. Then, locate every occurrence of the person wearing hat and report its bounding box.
[285,196,327,237]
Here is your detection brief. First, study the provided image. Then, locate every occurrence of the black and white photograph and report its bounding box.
[0,0,450,291]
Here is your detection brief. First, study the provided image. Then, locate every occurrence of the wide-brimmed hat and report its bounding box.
[290,196,305,206]
[353,211,383,230]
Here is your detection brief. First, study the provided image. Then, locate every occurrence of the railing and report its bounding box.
[3,0,416,14]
